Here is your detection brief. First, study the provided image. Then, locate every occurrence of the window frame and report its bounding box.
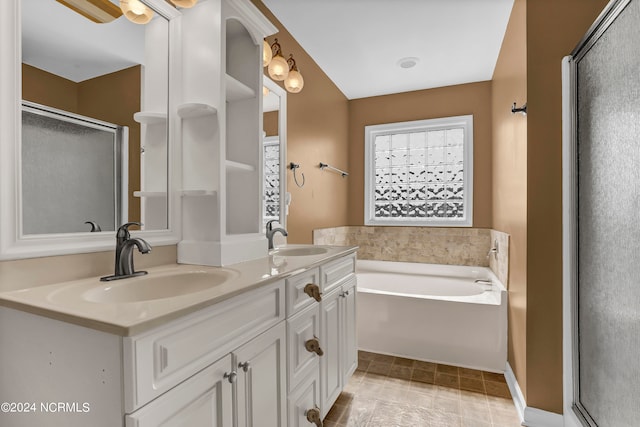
[364,115,473,227]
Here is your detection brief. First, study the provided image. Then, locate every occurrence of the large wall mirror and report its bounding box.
[0,0,181,258]
[262,76,287,233]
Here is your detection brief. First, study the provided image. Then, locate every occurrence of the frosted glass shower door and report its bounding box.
[567,0,640,425]
[21,102,128,235]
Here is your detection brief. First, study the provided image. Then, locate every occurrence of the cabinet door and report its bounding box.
[319,287,342,418]
[341,278,358,381]
[288,371,321,427]
[287,303,321,391]
[234,322,287,427]
[125,355,233,427]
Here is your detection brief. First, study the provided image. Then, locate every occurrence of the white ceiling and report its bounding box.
[262,0,514,99]
[21,0,145,83]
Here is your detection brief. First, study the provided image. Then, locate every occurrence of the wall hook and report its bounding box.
[289,162,305,188]
[511,102,527,115]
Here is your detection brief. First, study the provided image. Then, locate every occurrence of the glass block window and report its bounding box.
[263,136,280,225]
[364,115,473,226]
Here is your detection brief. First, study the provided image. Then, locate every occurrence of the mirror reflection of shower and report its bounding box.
[21,102,128,235]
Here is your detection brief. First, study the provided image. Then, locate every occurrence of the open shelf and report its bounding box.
[225,74,256,102]
[226,159,255,172]
[133,191,167,198]
[178,103,218,119]
[181,189,218,197]
[133,112,167,124]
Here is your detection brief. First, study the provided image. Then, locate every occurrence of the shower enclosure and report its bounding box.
[563,0,640,426]
[21,101,128,235]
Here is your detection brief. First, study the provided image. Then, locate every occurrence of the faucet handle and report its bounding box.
[117,222,142,239]
[266,219,278,231]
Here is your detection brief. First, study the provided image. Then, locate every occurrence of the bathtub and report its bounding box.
[357,260,507,372]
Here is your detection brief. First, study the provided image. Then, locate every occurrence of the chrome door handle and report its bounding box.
[238,361,250,372]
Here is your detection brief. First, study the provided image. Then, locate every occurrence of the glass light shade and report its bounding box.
[268,55,289,81]
[120,0,153,24]
[284,69,304,93]
[170,0,198,7]
[263,39,272,67]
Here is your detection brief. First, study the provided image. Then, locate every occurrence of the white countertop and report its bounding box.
[0,245,358,336]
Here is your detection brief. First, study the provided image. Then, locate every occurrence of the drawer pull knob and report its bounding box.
[223,371,237,384]
[340,290,350,298]
[304,283,322,302]
[305,406,322,426]
[238,361,250,372]
[305,338,324,356]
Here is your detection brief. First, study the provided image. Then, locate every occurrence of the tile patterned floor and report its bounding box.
[324,351,521,427]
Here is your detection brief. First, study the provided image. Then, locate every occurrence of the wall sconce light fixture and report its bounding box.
[511,102,527,115]
[119,0,154,24]
[56,0,123,23]
[263,39,273,67]
[267,39,289,81]
[284,54,304,93]
[264,38,305,93]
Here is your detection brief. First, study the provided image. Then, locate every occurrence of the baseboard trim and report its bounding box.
[505,363,564,427]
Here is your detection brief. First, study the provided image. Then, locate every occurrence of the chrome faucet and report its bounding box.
[487,239,499,259]
[266,220,288,250]
[101,222,151,281]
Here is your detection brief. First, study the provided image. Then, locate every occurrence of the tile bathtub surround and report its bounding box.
[489,230,509,288]
[324,351,520,427]
[314,226,492,267]
[314,226,510,286]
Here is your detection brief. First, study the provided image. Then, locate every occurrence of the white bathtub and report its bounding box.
[357,260,507,372]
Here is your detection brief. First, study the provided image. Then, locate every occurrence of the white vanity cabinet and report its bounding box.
[0,250,357,427]
[319,257,357,418]
[285,254,357,424]
[126,312,287,427]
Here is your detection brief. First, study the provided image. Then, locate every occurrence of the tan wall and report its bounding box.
[264,110,278,137]
[491,0,528,404]
[525,0,609,413]
[347,82,493,228]
[21,64,142,224]
[22,64,79,113]
[253,1,350,244]
[78,66,142,224]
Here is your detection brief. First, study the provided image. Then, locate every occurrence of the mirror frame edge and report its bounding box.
[0,0,183,260]
[263,76,287,230]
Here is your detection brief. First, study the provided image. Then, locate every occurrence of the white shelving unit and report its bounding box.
[133,111,167,124]
[180,189,217,197]
[225,159,255,172]
[177,103,217,119]
[133,191,167,198]
[225,74,256,102]
[177,0,276,267]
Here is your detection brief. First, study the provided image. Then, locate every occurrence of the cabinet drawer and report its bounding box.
[287,303,320,392]
[124,280,285,413]
[286,267,320,315]
[288,370,321,427]
[321,255,355,294]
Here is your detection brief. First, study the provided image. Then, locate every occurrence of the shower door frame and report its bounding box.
[562,0,634,426]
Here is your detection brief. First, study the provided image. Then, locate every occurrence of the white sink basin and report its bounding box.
[271,247,329,257]
[82,269,238,303]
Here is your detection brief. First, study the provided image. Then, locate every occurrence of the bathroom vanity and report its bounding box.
[0,246,357,427]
